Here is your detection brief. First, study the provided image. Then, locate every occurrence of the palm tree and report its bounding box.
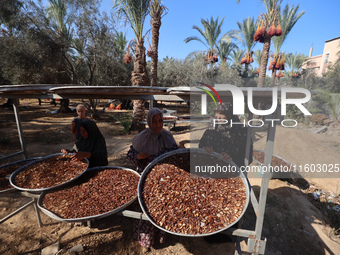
[237,0,283,87]
[115,31,128,54]
[114,0,151,131]
[149,0,167,87]
[184,16,226,65]
[230,49,246,76]
[269,3,305,86]
[46,0,74,113]
[237,17,257,77]
[217,40,238,64]
[46,0,72,41]
[253,49,262,75]
[285,52,307,81]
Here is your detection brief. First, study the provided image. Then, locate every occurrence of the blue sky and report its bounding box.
[102,0,339,62]
[38,0,339,63]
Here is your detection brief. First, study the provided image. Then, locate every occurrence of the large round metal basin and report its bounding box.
[138,148,250,237]
[37,166,140,222]
[9,153,88,193]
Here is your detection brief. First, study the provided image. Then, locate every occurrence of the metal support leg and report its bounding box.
[0,199,34,224]
[13,99,28,159]
[249,123,276,254]
[33,199,42,227]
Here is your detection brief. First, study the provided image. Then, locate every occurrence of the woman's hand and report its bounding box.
[179,142,186,149]
[61,149,69,155]
[203,147,213,154]
[221,152,233,161]
[137,152,149,160]
[72,151,91,162]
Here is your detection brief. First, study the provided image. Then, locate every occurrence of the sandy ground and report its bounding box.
[0,98,340,255]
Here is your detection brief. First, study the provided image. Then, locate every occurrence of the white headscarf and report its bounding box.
[132,108,177,156]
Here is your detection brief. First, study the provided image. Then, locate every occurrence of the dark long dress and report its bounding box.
[198,122,252,168]
[73,119,108,168]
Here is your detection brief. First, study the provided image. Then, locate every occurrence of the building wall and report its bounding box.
[303,37,340,76]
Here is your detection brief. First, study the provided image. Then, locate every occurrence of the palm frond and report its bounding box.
[184,16,225,52]
[253,49,262,67]
[272,3,305,54]
[237,17,257,52]
[113,0,151,40]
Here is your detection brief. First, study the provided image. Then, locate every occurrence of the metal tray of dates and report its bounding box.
[0,157,41,193]
[138,148,250,237]
[252,149,293,168]
[37,166,140,222]
[9,153,89,193]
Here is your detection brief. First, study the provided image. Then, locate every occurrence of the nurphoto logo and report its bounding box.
[198,84,312,128]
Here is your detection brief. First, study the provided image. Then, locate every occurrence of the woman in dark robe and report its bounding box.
[62,118,108,168]
[199,103,253,244]
[199,103,252,168]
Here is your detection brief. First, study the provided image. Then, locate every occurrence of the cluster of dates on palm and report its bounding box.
[275,72,284,78]
[206,51,218,63]
[124,50,132,64]
[240,51,254,65]
[254,20,282,43]
[268,54,285,71]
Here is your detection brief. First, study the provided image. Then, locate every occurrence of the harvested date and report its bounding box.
[142,163,247,235]
[14,155,87,189]
[0,160,34,191]
[42,169,139,219]
[253,151,291,169]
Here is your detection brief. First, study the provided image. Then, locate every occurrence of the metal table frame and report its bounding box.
[0,84,310,255]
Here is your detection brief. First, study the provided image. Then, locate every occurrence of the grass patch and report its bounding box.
[112,114,133,135]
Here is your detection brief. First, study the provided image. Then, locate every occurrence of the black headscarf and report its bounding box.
[199,103,252,167]
[75,119,108,168]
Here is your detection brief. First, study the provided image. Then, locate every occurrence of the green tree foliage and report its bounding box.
[0,0,130,87]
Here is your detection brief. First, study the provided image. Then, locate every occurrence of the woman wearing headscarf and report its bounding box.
[127,107,181,174]
[62,118,108,168]
[199,103,252,168]
[127,107,183,249]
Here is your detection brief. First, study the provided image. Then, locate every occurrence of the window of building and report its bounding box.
[324,53,330,63]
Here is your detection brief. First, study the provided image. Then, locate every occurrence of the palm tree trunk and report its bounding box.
[257,35,271,87]
[270,69,277,86]
[150,18,161,87]
[243,63,249,78]
[130,38,147,132]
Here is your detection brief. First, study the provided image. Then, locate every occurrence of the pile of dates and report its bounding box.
[253,151,291,168]
[0,160,34,191]
[142,163,247,235]
[42,168,139,219]
[14,155,87,189]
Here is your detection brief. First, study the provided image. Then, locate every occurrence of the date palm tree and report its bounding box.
[47,0,72,41]
[270,3,305,86]
[185,16,238,67]
[237,17,257,77]
[230,49,245,75]
[253,49,262,75]
[217,40,238,64]
[285,52,307,81]
[114,0,151,131]
[149,0,167,87]
[237,0,283,87]
[115,31,128,55]
[46,0,74,113]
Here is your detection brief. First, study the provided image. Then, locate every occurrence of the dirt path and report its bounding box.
[0,99,339,254]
